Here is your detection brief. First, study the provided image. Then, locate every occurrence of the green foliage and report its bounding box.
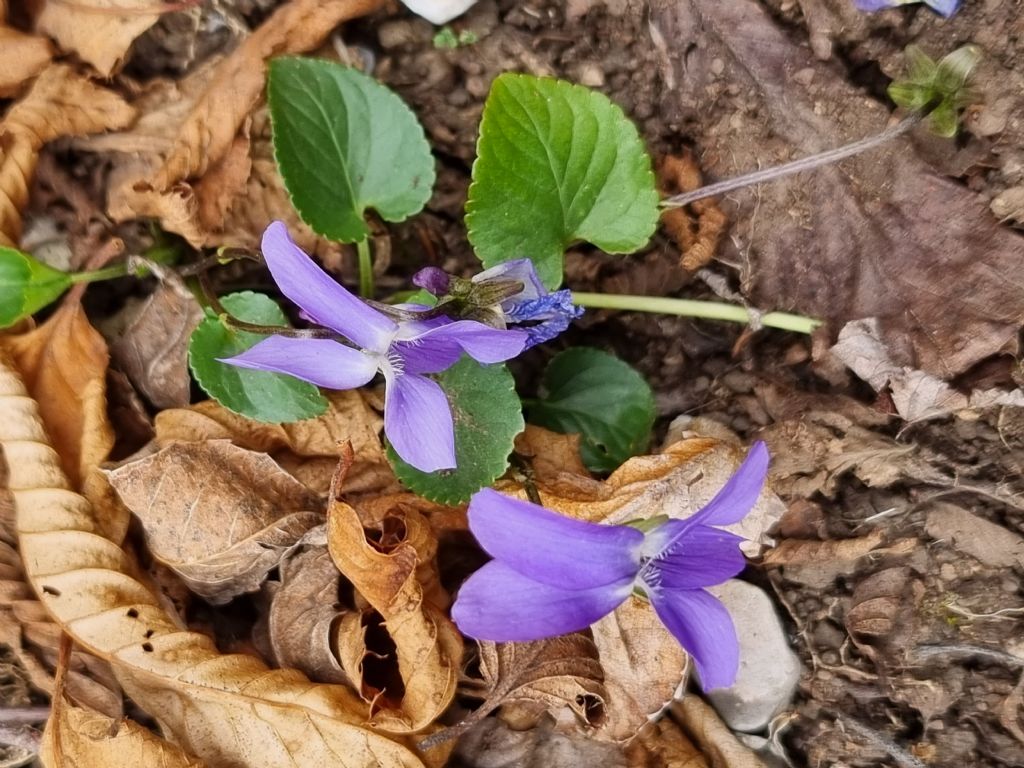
[389,357,524,504]
[888,44,981,137]
[466,74,659,289]
[433,26,477,49]
[188,292,328,423]
[0,247,72,328]
[268,57,435,243]
[526,347,655,473]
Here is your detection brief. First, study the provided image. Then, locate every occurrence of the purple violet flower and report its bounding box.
[219,222,529,473]
[854,0,960,17]
[451,442,769,691]
[413,259,583,348]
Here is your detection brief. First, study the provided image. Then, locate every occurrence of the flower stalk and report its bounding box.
[571,292,820,335]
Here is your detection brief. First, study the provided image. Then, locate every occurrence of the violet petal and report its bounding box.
[648,587,740,691]
[639,523,746,590]
[467,488,644,589]
[685,442,769,528]
[384,372,456,472]
[218,335,378,390]
[473,259,547,303]
[452,560,633,642]
[412,266,451,296]
[261,222,397,352]
[393,321,528,375]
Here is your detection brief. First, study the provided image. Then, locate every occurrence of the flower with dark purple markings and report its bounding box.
[219,222,528,473]
[451,442,770,691]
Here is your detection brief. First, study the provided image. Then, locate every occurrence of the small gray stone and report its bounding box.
[705,580,801,733]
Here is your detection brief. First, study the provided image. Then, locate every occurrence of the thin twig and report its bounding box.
[662,113,923,209]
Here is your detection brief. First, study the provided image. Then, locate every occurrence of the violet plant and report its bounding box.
[452,442,769,690]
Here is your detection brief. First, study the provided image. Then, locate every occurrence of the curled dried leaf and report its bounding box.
[0,64,134,245]
[0,352,425,766]
[0,300,114,490]
[658,153,727,272]
[327,482,462,732]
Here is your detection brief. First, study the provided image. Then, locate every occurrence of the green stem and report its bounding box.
[68,262,136,284]
[357,238,373,298]
[572,292,821,335]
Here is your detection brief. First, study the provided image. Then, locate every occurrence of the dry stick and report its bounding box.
[661,112,923,210]
[0,708,50,726]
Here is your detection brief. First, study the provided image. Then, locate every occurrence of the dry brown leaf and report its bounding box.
[433,634,606,743]
[107,278,204,409]
[654,1,1024,379]
[671,697,768,768]
[155,390,393,495]
[591,597,688,742]
[0,352,425,766]
[105,441,323,604]
[35,0,162,76]
[830,318,1024,422]
[0,64,134,246]
[658,153,727,272]
[262,526,349,684]
[761,412,947,499]
[0,26,52,98]
[327,483,462,732]
[41,700,207,767]
[0,500,122,718]
[0,299,114,490]
[761,530,887,589]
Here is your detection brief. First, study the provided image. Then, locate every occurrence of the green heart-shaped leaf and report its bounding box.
[269,57,436,243]
[527,347,654,473]
[188,291,328,423]
[466,74,659,289]
[389,357,523,504]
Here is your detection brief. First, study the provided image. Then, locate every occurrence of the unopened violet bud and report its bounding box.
[412,266,451,296]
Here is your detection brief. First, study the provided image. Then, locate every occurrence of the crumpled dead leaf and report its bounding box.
[42,700,207,767]
[327,473,463,732]
[762,530,887,589]
[155,390,393,495]
[438,634,607,742]
[0,298,114,492]
[830,318,1024,422]
[653,0,1024,379]
[625,715,709,767]
[261,525,349,684]
[107,277,204,410]
[106,440,323,604]
[1,351,425,766]
[0,25,52,98]
[0,64,134,246]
